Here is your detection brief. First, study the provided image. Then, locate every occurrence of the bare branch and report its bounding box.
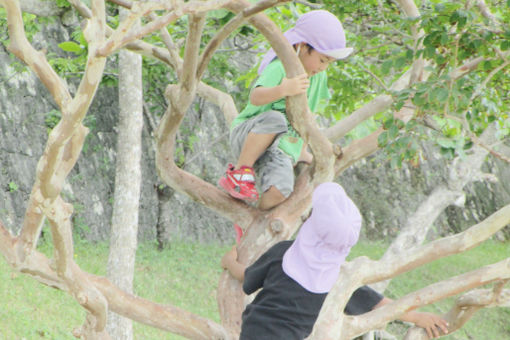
[2,0,72,109]
[197,0,284,79]
[293,0,322,9]
[405,283,510,339]
[475,0,501,27]
[88,274,233,339]
[181,12,206,93]
[348,259,510,340]
[197,82,238,125]
[149,12,183,75]
[311,203,510,339]
[97,0,233,56]
[468,134,510,164]
[394,0,420,18]
[1,217,231,339]
[324,95,392,141]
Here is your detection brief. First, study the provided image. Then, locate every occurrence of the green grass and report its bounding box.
[0,239,508,339]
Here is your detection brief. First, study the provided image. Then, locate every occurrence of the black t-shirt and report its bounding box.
[240,241,383,340]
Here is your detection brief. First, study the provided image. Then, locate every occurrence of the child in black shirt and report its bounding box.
[222,182,448,339]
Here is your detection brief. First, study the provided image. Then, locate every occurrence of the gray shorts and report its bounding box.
[230,111,295,198]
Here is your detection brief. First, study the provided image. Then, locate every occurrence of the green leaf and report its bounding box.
[405,49,414,60]
[394,56,407,68]
[501,40,510,51]
[382,116,394,130]
[431,87,449,103]
[440,32,449,45]
[395,100,405,111]
[388,124,399,139]
[434,3,445,13]
[8,182,18,192]
[58,41,83,54]
[424,45,436,58]
[435,54,446,65]
[436,137,456,148]
[390,156,402,169]
[483,60,493,70]
[381,60,393,74]
[412,93,427,106]
[378,131,389,147]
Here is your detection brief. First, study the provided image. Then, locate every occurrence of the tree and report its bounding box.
[105,7,143,339]
[0,0,508,339]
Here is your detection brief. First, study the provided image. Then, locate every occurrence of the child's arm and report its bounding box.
[250,73,309,106]
[221,246,246,282]
[373,297,449,339]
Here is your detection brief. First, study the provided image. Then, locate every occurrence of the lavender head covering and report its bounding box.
[282,182,362,293]
[258,10,353,74]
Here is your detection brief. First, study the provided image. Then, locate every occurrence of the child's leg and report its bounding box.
[255,145,294,210]
[220,111,288,202]
[258,186,286,210]
[236,132,278,168]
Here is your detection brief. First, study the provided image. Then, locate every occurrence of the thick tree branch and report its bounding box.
[88,274,233,339]
[1,220,231,339]
[404,283,510,339]
[346,259,510,340]
[311,203,510,339]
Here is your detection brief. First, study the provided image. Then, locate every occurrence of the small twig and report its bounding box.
[182,131,229,166]
[468,134,510,164]
[358,63,391,92]
[292,0,322,9]
[142,102,158,135]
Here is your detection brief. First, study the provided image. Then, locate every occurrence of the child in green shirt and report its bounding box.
[218,10,353,242]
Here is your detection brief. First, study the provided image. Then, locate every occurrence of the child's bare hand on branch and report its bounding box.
[408,311,449,339]
[280,73,309,97]
[221,245,238,270]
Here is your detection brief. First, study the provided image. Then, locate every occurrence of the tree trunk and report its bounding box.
[106,8,143,339]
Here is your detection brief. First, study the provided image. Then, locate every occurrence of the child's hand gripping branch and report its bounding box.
[221,245,244,282]
[221,182,449,340]
[374,297,449,339]
[249,74,310,106]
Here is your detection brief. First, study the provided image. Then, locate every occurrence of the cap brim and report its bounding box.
[322,47,353,60]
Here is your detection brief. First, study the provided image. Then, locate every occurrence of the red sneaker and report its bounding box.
[218,164,259,202]
[234,224,243,244]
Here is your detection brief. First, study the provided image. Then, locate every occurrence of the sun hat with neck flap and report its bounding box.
[282,182,362,294]
[258,10,353,74]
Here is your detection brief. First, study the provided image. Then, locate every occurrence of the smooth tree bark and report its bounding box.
[371,124,501,294]
[105,7,143,339]
[0,0,508,339]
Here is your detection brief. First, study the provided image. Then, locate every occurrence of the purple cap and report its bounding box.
[258,10,353,74]
[282,182,361,293]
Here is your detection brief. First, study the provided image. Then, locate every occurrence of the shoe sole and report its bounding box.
[218,177,258,202]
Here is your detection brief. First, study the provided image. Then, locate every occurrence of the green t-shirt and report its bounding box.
[232,59,331,163]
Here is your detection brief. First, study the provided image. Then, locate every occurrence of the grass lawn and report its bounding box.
[0,238,508,339]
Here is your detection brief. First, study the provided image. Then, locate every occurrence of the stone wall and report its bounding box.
[1,15,508,246]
